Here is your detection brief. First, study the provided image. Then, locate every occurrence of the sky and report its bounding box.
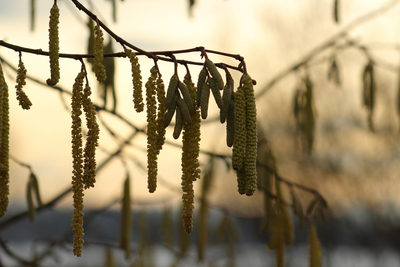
[1,0,400,216]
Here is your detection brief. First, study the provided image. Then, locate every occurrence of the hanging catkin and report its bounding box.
[125,49,144,112]
[70,70,85,257]
[146,66,158,193]
[0,62,10,218]
[181,73,201,234]
[232,86,246,171]
[155,75,166,154]
[82,83,99,189]
[47,2,60,86]
[15,54,32,110]
[93,24,107,83]
[242,75,257,196]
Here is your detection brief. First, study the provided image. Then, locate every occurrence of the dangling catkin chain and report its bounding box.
[125,48,144,112]
[71,70,85,257]
[181,73,201,234]
[146,66,159,193]
[0,62,10,218]
[82,83,99,189]
[46,1,60,86]
[93,23,107,83]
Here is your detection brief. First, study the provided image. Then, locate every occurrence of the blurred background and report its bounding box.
[1,0,400,266]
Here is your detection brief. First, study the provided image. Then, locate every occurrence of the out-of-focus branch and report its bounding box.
[255,0,400,99]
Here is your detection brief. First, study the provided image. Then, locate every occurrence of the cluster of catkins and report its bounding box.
[125,53,257,233]
[70,69,100,257]
[0,0,258,257]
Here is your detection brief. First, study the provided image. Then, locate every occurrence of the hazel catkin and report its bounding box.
[0,62,10,218]
[231,86,246,171]
[242,74,258,196]
[125,49,144,112]
[46,2,60,86]
[82,83,99,189]
[146,66,159,193]
[70,70,85,257]
[155,75,166,154]
[93,24,107,83]
[15,54,32,110]
[180,73,201,234]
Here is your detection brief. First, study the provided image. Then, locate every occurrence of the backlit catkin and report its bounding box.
[146,66,158,193]
[15,54,32,110]
[71,71,85,257]
[0,62,10,218]
[242,75,257,196]
[46,2,60,86]
[82,83,99,189]
[181,73,201,234]
[155,75,166,154]
[125,49,144,112]
[232,86,246,171]
[93,24,107,83]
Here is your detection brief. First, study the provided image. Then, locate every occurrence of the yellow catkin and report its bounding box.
[232,87,246,171]
[309,223,323,267]
[146,66,158,193]
[71,71,85,257]
[0,62,10,218]
[15,54,32,110]
[93,24,107,83]
[181,73,201,234]
[155,76,166,154]
[46,2,60,86]
[125,49,144,112]
[242,75,258,196]
[82,83,99,189]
